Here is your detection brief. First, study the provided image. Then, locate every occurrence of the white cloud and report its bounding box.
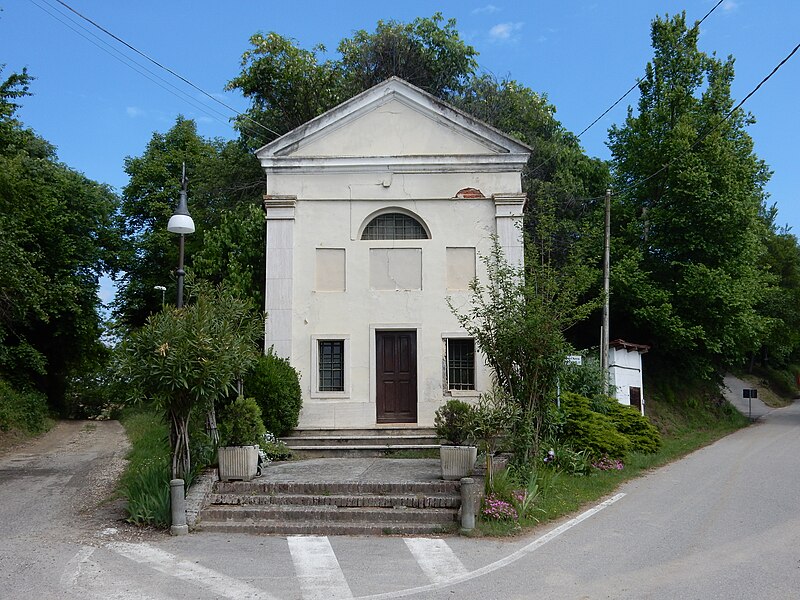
[723,0,739,11]
[472,4,500,14]
[489,22,524,42]
[126,106,145,118]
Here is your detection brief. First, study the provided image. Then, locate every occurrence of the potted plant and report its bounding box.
[434,399,478,480]
[217,396,266,481]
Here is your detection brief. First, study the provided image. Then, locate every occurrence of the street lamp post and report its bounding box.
[166,163,195,308]
[153,285,166,308]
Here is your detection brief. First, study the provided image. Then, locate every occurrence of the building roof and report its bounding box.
[255,77,532,174]
[609,339,650,354]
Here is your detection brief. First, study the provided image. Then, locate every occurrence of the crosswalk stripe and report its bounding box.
[288,535,353,600]
[108,542,278,600]
[403,538,469,584]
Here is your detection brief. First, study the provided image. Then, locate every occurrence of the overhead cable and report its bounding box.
[46,0,281,140]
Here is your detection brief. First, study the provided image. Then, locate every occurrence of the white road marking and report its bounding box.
[403,538,468,583]
[108,541,278,600]
[288,535,353,600]
[61,545,170,599]
[356,492,626,600]
[60,546,95,588]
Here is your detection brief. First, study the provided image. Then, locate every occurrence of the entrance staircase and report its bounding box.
[280,427,440,458]
[197,478,461,536]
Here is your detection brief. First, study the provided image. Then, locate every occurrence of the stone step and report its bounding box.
[209,491,460,509]
[280,428,441,457]
[214,480,459,496]
[281,435,440,447]
[198,459,462,536]
[198,519,457,536]
[283,427,437,438]
[201,504,457,525]
[284,447,440,458]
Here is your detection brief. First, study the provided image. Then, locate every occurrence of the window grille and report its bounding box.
[447,338,475,390]
[318,340,345,392]
[361,213,428,240]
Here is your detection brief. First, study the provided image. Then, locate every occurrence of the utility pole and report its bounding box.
[601,188,611,395]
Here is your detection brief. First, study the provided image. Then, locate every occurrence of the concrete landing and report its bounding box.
[258,457,442,483]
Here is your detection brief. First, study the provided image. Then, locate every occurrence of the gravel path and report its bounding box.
[0,420,155,598]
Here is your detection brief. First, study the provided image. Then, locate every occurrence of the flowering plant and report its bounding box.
[592,456,624,471]
[481,493,518,521]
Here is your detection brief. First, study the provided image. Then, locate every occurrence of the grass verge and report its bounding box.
[118,407,171,528]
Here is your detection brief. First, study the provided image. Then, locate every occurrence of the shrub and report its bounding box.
[245,352,302,436]
[434,399,474,445]
[560,392,631,459]
[602,398,662,453]
[219,396,266,446]
[0,379,49,434]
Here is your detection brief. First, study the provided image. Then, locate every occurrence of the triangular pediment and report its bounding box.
[256,77,531,172]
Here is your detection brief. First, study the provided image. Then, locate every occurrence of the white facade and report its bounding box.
[607,340,649,415]
[256,78,531,429]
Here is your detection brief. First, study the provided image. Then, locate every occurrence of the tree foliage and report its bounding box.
[116,117,264,328]
[0,66,121,411]
[227,13,477,149]
[607,13,772,376]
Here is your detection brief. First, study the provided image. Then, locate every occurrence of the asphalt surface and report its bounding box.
[2,399,799,599]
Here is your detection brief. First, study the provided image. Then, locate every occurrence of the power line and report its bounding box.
[38,0,281,140]
[575,0,725,140]
[27,0,257,139]
[617,39,800,198]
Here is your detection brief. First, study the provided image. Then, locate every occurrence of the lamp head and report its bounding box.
[167,166,195,234]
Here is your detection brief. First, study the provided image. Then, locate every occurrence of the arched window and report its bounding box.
[361,213,429,240]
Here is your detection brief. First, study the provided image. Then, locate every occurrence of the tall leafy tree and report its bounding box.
[226,13,478,149]
[454,75,609,270]
[0,66,121,410]
[116,117,264,328]
[756,222,800,367]
[607,13,771,376]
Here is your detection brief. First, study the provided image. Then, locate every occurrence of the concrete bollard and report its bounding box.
[170,478,188,536]
[460,477,479,531]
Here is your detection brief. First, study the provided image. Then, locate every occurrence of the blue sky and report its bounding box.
[3,1,798,304]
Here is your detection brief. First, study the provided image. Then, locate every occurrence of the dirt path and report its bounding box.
[0,420,155,598]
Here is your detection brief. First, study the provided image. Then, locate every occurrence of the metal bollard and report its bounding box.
[460,477,479,531]
[170,478,188,536]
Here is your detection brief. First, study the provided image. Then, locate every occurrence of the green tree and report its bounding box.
[607,13,771,376]
[0,66,121,411]
[338,13,477,99]
[227,14,478,149]
[116,117,264,328]
[756,223,800,367]
[117,283,261,479]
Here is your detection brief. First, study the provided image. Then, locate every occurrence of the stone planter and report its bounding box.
[217,445,259,482]
[439,445,478,481]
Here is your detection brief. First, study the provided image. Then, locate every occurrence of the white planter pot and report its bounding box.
[217,446,259,482]
[440,445,478,480]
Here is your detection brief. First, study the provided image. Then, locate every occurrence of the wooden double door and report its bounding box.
[376,330,417,423]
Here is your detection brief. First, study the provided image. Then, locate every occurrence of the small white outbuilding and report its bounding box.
[255,77,531,429]
[607,339,649,415]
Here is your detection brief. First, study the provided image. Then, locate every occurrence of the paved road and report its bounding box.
[3,402,799,599]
